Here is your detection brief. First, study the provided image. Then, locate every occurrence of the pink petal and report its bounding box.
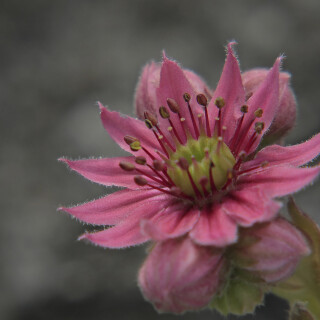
[238,57,281,154]
[99,103,159,158]
[138,237,225,314]
[59,189,165,225]
[141,204,200,241]
[223,188,281,226]
[208,42,246,142]
[79,197,166,248]
[59,156,153,188]
[242,133,320,170]
[238,165,320,197]
[156,54,202,142]
[190,204,238,247]
[238,218,310,283]
[135,62,160,120]
[183,69,212,98]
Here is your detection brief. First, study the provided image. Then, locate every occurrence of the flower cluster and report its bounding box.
[60,43,320,315]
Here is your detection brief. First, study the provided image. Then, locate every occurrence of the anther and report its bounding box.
[134,175,148,186]
[183,92,191,102]
[153,159,164,171]
[254,108,263,118]
[184,92,200,139]
[119,161,135,171]
[215,97,225,109]
[261,161,269,168]
[196,94,208,107]
[254,121,265,134]
[130,140,141,151]
[167,98,180,113]
[241,105,248,113]
[135,156,147,165]
[159,106,170,119]
[144,111,158,126]
[177,157,189,170]
[124,135,138,145]
[145,119,153,129]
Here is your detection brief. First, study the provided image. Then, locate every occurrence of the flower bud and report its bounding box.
[242,68,297,143]
[231,218,310,283]
[135,62,211,120]
[138,237,227,314]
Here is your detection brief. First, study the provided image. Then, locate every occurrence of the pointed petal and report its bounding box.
[59,156,154,188]
[238,165,320,197]
[190,205,238,247]
[99,103,159,158]
[183,69,212,97]
[208,42,246,142]
[239,57,281,153]
[79,197,166,248]
[242,133,320,170]
[135,62,160,120]
[223,188,281,226]
[156,55,202,141]
[60,189,165,225]
[141,204,200,241]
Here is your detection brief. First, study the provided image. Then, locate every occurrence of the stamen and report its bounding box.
[159,106,170,119]
[135,156,147,165]
[167,98,180,114]
[153,159,164,171]
[160,105,183,144]
[142,146,156,160]
[154,125,175,151]
[196,93,211,137]
[167,98,187,141]
[144,111,158,127]
[229,105,248,151]
[119,161,135,171]
[254,108,263,118]
[145,119,153,129]
[184,92,199,139]
[214,97,225,109]
[124,135,138,145]
[146,163,171,187]
[134,175,148,186]
[238,161,269,176]
[130,140,141,151]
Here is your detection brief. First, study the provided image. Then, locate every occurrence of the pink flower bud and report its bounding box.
[134,61,211,120]
[242,68,297,142]
[138,237,227,314]
[232,218,310,283]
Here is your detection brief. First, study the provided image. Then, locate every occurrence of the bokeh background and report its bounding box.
[1,0,320,319]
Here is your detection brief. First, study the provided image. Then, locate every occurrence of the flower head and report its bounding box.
[60,42,320,313]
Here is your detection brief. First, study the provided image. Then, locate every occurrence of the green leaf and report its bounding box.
[210,275,265,316]
[272,198,320,319]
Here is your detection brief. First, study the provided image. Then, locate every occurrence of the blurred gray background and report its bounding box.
[1,0,320,319]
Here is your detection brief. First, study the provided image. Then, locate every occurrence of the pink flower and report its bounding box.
[242,68,296,142]
[60,42,320,312]
[60,42,320,248]
[231,218,311,283]
[138,237,227,313]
